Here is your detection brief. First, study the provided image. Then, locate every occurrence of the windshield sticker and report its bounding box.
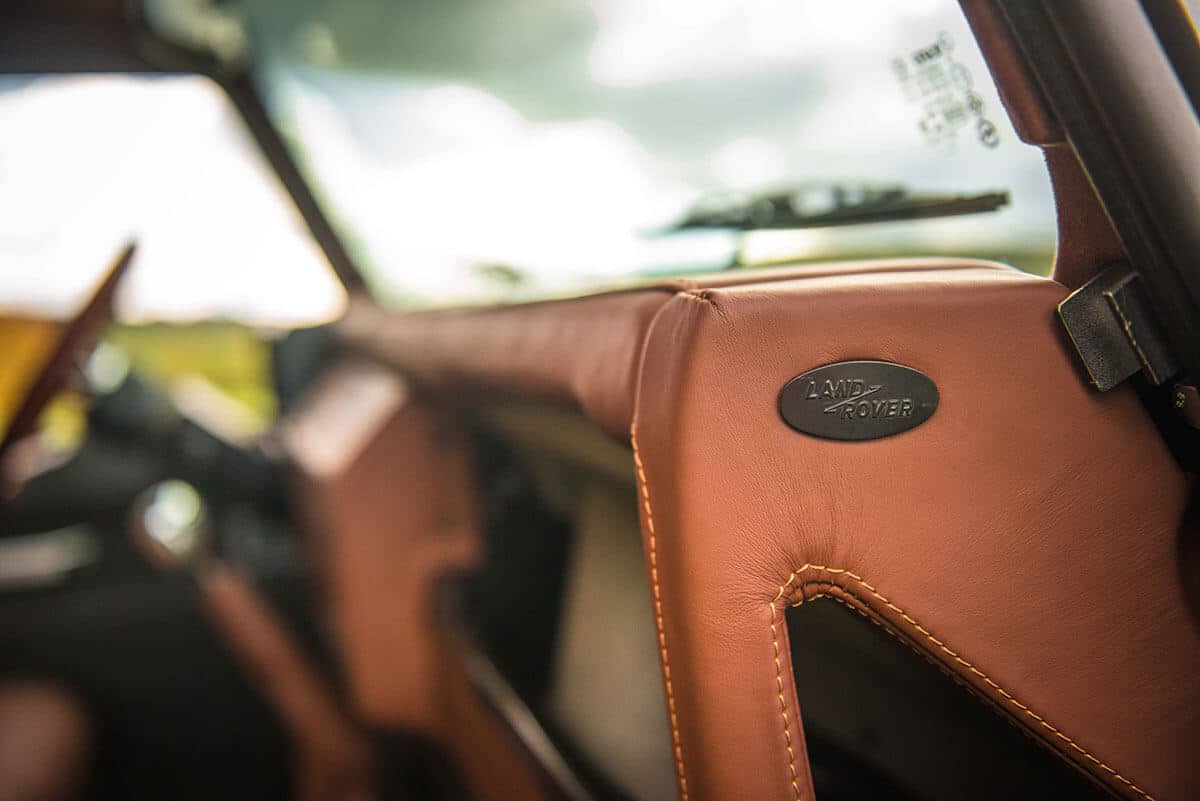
[892,32,999,151]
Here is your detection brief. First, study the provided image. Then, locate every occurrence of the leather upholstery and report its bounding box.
[337,259,1010,441]
[327,259,1197,801]
[629,266,1197,801]
[283,361,546,801]
[338,289,667,440]
[0,683,91,801]
[284,361,478,729]
[304,8,1193,798]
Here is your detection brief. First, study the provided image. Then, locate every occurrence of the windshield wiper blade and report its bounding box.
[658,183,1009,233]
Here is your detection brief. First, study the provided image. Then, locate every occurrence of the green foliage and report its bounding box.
[105,322,277,430]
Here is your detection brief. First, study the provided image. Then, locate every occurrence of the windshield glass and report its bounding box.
[0,73,344,325]
[244,0,1057,307]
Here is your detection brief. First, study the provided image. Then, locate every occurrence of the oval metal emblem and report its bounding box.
[778,361,938,441]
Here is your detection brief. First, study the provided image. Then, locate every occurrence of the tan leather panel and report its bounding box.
[338,290,668,440]
[284,361,478,730]
[0,683,91,801]
[283,362,547,801]
[630,267,1197,801]
[338,259,1011,440]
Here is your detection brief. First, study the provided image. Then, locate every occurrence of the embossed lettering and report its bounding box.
[780,362,937,440]
[829,394,917,421]
[813,379,867,401]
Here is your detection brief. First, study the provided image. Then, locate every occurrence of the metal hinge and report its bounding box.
[1057,263,1180,392]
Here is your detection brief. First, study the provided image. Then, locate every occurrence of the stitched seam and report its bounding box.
[631,426,689,801]
[1104,291,1160,384]
[797,587,986,699]
[794,584,1111,790]
[772,564,1155,801]
[678,290,730,324]
[770,592,803,800]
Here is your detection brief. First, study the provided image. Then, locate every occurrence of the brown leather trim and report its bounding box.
[959,0,1063,145]
[776,565,1152,800]
[0,683,91,801]
[338,259,1013,440]
[631,428,691,801]
[283,362,480,730]
[340,288,669,441]
[630,266,1196,801]
[283,362,550,801]
[1044,142,1126,289]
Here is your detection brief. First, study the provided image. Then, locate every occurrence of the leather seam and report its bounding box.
[680,289,716,305]
[678,290,730,324]
[772,564,1155,801]
[770,588,804,800]
[795,584,1121,797]
[631,426,689,801]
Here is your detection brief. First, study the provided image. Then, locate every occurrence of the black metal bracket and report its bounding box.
[1058,263,1180,392]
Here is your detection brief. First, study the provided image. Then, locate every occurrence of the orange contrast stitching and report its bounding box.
[631,426,689,801]
[794,585,1109,783]
[772,564,1155,801]
[769,595,803,800]
[680,290,715,305]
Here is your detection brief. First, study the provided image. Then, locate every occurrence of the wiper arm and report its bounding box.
[659,183,1009,233]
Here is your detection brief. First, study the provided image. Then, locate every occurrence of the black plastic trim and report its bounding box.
[996,0,1200,383]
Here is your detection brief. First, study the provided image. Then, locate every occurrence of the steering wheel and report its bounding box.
[0,243,137,489]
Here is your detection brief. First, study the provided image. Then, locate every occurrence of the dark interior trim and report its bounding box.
[996,0,1200,383]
